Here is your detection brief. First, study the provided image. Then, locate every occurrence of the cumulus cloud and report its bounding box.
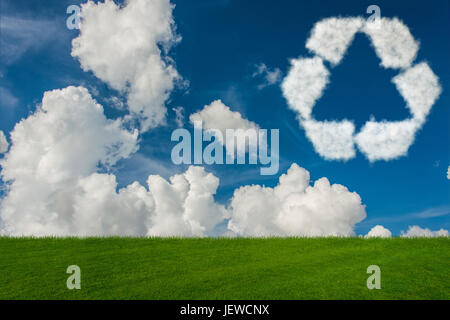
[0,86,227,236]
[69,165,227,237]
[0,92,364,238]
[71,0,181,132]
[0,131,8,153]
[365,225,392,238]
[189,100,260,157]
[281,16,441,162]
[2,112,365,237]
[0,86,138,235]
[252,63,282,89]
[2,86,138,182]
[401,226,449,238]
[146,166,228,236]
[227,163,366,237]
[190,100,259,135]
[447,166,450,180]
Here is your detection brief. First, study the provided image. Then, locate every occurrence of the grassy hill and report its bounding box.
[0,237,448,300]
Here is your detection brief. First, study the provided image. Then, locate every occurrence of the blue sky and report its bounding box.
[0,0,449,236]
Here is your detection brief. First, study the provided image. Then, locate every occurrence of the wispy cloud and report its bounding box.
[0,86,18,109]
[172,106,184,127]
[252,63,282,90]
[361,205,450,226]
[0,15,59,65]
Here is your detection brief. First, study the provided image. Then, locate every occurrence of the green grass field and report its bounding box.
[0,237,448,300]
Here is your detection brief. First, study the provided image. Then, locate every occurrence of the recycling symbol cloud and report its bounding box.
[282,17,442,161]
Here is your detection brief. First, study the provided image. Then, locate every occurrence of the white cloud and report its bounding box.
[281,56,356,160]
[0,86,227,237]
[281,57,329,121]
[363,17,419,69]
[365,225,392,238]
[352,61,442,162]
[302,119,355,160]
[0,91,364,238]
[70,165,227,237]
[1,86,138,183]
[0,131,8,153]
[355,62,441,161]
[0,86,138,235]
[189,100,260,157]
[2,93,365,237]
[447,166,450,180]
[304,16,419,69]
[401,226,449,238]
[71,0,181,132]
[281,17,441,162]
[190,100,259,135]
[392,63,442,123]
[146,166,228,236]
[227,163,366,237]
[253,63,282,89]
[355,119,421,162]
[306,17,364,65]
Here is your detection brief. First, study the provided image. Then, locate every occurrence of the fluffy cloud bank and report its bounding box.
[72,0,181,132]
[0,89,365,237]
[401,226,449,238]
[3,91,446,238]
[0,131,8,153]
[0,93,364,237]
[0,86,227,236]
[282,17,442,162]
[365,225,392,238]
[0,86,136,235]
[228,163,366,237]
[69,165,227,237]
